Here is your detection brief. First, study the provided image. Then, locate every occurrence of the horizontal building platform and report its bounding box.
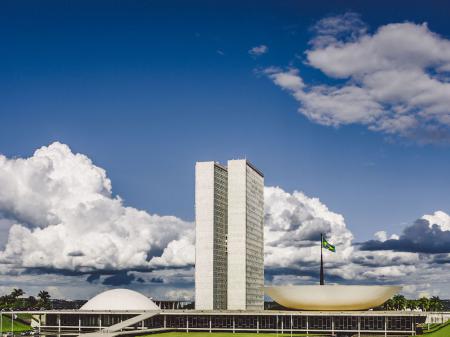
[1,309,432,337]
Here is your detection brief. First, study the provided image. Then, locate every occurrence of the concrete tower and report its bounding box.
[227,159,264,310]
[195,161,228,310]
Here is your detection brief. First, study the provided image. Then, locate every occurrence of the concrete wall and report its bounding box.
[227,160,247,310]
[195,162,215,310]
[227,160,264,310]
[195,161,228,310]
[425,312,450,323]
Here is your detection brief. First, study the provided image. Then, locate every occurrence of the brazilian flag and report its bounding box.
[322,237,336,252]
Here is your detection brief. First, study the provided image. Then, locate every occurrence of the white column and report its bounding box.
[306,316,309,335]
[209,316,212,333]
[79,316,81,333]
[384,316,387,337]
[164,315,166,329]
[257,317,259,334]
[331,316,334,336]
[290,315,293,337]
[186,317,189,332]
[276,315,278,336]
[58,314,61,334]
[358,316,361,337]
[233,316,235,333]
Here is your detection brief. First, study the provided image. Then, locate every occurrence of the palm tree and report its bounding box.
[406,299,418,311]
[37,290,51,309]
[392,294,407,310]
[418,297,430,312]
[429,296,443,312]
[11,288,24,299]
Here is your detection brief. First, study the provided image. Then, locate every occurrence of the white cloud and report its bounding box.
[265,14,450,142]
[148,234,195,268]
[0,142,194,272]
[374,230,399,242]
[249,45,268,56]
[374,231,388,242]
[264,186,354,270]
[163,289,194,301]
[310,12,368,49]
[1,143,450,298]
[422,210,450,231]
[269,68,305,91]
[263,186,450,298]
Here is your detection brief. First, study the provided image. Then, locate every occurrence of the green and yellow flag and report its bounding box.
[322,237,336,252]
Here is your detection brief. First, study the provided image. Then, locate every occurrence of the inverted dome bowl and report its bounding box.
[265,285,401,311]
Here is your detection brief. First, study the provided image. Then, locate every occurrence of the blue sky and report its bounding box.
[2,0,450,241]
[1,1,450,299]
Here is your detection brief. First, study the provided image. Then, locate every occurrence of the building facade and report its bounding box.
[36,309,426,337]
[195,159,264,311]
[227,160,265,310]
[195,161,228,310]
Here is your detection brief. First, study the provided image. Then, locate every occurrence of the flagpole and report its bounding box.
[320,233,324,285]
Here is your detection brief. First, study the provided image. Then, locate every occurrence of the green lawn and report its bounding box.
[0,314,32,333]
[418,320,450,337]
[143,332,326,337]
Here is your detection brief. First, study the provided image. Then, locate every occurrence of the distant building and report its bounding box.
[195,159,264,311]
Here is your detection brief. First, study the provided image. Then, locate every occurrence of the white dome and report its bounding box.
[80,289,159,311]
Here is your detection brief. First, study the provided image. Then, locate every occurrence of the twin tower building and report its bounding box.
[195,159,265,311]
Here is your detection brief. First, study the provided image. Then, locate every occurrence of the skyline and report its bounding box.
[1,1,450,300]
[0,142,448,301]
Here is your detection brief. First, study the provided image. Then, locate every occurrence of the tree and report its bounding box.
[27,296,38,308]
[392,294,407,310]
[406,299,418,311]
[429,296,443,312]
[418,297,430,312]
[38,290,51,309]
[383,298,395,310]
[11,288,24,299]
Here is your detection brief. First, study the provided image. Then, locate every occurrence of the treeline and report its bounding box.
[0,288,51,310]
[382,294,444,311]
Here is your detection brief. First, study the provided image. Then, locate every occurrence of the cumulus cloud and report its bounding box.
[1,143,450,298]
[265,13,450,142]
[263,187,450,297]
[0,142,195,273]
[264,186,353,268]
[263,187,421,286]
[249,45,268,56]
[373,231,399,242]
[360,211,450,253]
